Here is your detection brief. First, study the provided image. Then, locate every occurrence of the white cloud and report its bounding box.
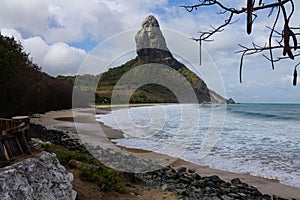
[23,37,49,64]
[1,1,300,102]
[1,28,88,76]
[0,0,49,34]
[42,42,86,75]
[0,0,168,43]
[1,28,23,41]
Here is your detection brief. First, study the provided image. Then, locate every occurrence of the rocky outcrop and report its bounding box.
[138,167,289,200]
[0,152,76,200]
[29,124,87,152]
[135,15,182,70]
[135,16,170,61]
[95,15,235,104]
[134,15,233,103]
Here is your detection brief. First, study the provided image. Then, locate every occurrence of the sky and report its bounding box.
[1,0,300,103]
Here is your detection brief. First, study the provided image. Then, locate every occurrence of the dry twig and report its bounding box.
[181,0,299,84]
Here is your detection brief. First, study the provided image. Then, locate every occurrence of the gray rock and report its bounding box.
[135,15,171,63]
[192,173,201,180]
[210,175,222,183]
[161,184,168,191]
[179,176,192,184]
[0,152,76,200]
[209,196,221,200]
[231,177,242,185]
[273,195,289,200]
[177,167,187,173]
[221,195,234,200]
[262,194,272,200]
[228,192,241,198]
[134,15,185,70]
[175,189,185,195]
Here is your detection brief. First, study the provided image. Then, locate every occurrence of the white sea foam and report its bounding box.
[96,104,300,187]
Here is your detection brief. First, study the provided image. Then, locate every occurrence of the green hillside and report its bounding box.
[58,56,216,104]
[97,58,210,103]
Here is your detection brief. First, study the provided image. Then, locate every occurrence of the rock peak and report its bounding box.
[141,15,159,28]
[135,15,177,67]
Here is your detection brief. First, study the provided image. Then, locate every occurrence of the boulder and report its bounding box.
[0,152,76,200]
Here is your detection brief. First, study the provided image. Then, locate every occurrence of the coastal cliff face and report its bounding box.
[0,152,76,200]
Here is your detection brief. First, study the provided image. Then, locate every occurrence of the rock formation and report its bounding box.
[135,15,180,69]
[135,15,233,103]
[97,15,235,104]
[0,152,76,200]
[135,15,169,53]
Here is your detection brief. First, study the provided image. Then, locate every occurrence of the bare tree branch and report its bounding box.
[268,7,280,69]
[182,0,299,85]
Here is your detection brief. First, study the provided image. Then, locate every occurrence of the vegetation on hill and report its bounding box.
[57,56,217,104]
[0,35,40,84]
[0,34,87,117]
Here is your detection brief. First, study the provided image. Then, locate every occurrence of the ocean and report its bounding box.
[95,104,300,187]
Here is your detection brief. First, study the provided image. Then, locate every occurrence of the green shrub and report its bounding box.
[42,143,129,193]
[42,143,98,165]
[79,167,128,193]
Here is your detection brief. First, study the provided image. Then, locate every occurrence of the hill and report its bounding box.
[0,34,87,117]
[58,15,232,104]
[96,57,212,104]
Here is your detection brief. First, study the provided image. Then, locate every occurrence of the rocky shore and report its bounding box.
[29,123,297,200]
[29,124,87,152]
[138,167,293,200]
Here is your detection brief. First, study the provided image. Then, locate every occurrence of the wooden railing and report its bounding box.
[0,117,30,164]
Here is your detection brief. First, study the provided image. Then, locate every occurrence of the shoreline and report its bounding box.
[31,107,300,199]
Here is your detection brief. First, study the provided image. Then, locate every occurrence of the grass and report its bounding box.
[79,167,128,193]
[42,143,129,193]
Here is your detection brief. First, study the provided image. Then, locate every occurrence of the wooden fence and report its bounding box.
[0,117,30,164]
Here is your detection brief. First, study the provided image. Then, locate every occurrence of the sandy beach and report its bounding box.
[31,106,300,199]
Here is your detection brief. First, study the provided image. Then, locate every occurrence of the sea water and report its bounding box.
[96,104,300,187]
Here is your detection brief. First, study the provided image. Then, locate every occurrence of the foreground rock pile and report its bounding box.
[0,152,76,200]
[138,166,293,200]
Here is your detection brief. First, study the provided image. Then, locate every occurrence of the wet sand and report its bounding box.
[31,107,300,199]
